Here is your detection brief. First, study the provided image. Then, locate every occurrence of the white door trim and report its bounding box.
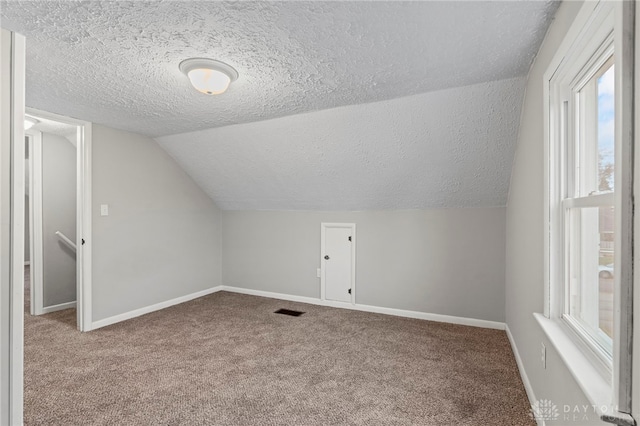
[10,31,25,426]
[26,131,44,316]
[77,121,93,332]
[320,222,356,304]
[1,28,26,426]
[26,107,93,332]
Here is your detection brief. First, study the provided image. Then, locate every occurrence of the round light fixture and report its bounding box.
[179,58,238,95]
[24,116,39,130]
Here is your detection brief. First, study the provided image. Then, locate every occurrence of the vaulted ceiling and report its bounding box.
[1,1,560,210]
[158,77,526,210]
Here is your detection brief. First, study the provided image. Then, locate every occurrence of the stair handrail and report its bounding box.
[55,231,77,252]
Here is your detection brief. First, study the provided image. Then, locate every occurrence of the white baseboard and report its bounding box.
[41,300,76,314]
[220,286,319,305]
[505,324,540,425]
[220,285,505,330]
[91,286,223,330]
[89,284,505,333]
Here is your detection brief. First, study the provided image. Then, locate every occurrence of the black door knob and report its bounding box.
[324,255,330,260]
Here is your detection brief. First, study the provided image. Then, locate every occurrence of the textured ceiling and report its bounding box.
[3,1,560,210]
[157,77,526,210]
[1,1,558,138]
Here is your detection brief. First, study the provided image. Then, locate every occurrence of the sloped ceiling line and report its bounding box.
[157,77,527,211]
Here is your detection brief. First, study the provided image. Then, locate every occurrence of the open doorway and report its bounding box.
[24,108,92,331]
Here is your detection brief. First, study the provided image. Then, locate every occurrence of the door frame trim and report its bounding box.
[26,107,93,332]
[1,28,26,425]
[25,130,44,315]
[320,222,356,305]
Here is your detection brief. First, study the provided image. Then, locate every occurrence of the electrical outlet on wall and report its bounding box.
[541,342,546,369]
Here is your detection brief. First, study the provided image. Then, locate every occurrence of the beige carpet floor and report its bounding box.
[24,267,534,425]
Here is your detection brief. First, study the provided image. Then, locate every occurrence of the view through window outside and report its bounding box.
[568,60,614,353]
[596,64,614,340]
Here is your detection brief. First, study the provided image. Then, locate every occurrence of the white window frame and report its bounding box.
[540,1,634,425]
[560,32,615,368]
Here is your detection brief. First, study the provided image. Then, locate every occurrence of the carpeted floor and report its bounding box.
[24,267,534,425]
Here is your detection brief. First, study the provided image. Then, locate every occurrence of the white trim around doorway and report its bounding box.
[26,130,43,316]
[25,107,93,332]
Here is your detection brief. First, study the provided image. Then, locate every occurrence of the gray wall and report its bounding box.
[505,1,607,424]
[91,125,223,322]
[42,132,76,307]
[223,208,506,322]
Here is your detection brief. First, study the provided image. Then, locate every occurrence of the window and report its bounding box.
[543,1,634,423]
[564,49,616,362]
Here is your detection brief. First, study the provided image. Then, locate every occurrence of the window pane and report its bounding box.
[577,58,615,197]
[597,63,615,192]
[597,206,614,339]
[567,206,614,352]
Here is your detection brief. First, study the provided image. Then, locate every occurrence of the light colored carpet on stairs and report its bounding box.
[24,267,534,425]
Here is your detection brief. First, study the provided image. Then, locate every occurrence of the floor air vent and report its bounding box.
[274,308,305,317]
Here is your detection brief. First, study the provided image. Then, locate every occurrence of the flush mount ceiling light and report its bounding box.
[24,116,39,130]
[179,58,238,95]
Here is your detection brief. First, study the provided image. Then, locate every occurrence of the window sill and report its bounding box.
[533,313,634,426]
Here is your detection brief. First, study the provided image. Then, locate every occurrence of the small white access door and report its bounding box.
[321,223,355,304]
